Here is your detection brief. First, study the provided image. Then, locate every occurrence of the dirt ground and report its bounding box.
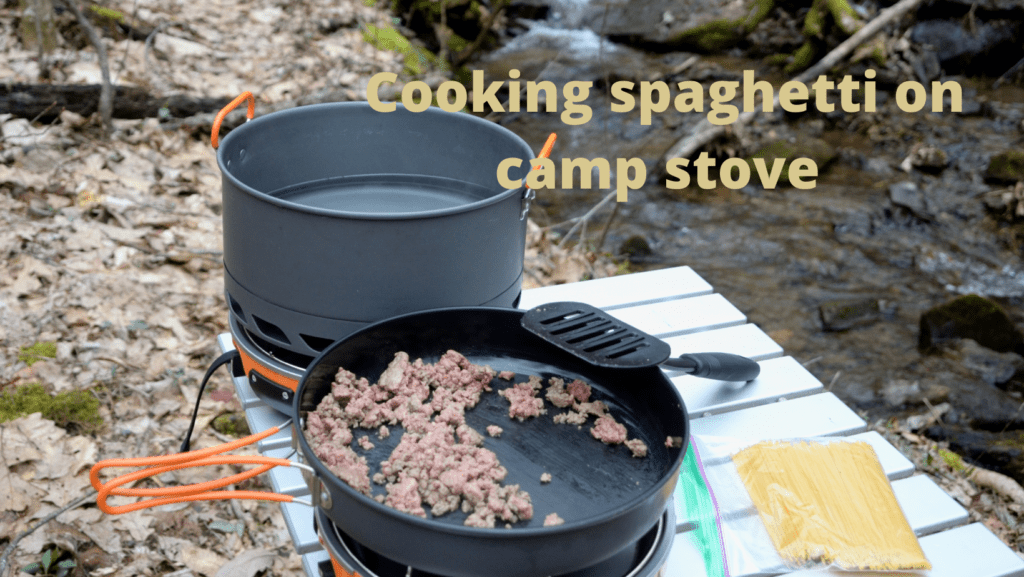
[0,0,1021,574]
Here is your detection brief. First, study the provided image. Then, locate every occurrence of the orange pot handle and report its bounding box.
[526,133,557,191]
[211,91,256,149]
[90,420,314,514]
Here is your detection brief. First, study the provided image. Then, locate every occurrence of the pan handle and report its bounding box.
[90,419,314,514]
[211,91,256,149]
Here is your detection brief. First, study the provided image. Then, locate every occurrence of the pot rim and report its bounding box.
[216,102,535,221]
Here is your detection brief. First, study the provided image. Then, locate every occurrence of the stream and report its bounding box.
[471,0,1024,465]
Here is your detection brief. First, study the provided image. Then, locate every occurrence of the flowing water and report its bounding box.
[477,1,1024,426]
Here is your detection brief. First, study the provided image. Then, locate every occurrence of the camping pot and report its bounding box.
[213,93,537,361]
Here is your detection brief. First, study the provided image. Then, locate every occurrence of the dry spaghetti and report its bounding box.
[732,440,931,571]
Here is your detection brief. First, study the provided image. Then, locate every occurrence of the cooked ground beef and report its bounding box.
[625,438,648,458]
[308,350,534,527]
[545,378,573,408]
[566,379,591,403]
[543,512,565,526]
[498,380,547,421]
[307,351,653,528]
[552,410,588,425]
[591,415,628,445]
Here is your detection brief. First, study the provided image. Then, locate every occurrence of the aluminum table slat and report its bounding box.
[689,392,868,440]
[518,266,713,310]
[663,323,784,362]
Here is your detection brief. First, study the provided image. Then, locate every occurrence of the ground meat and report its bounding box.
[540,472,552,483]
[545,378,574,408]
[498,370,515,380]
[358,435,375,451]
[499,381,547,421]
[591,415,628,445]
[552,410,588,425]
[576,400,608,417]
[378,425,390,439]
[543,513,565,526]
[625,438,648,458]
[486,425,503,437]
[566,379,591,403]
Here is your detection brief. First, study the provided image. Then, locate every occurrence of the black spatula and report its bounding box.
[521,301,760,382]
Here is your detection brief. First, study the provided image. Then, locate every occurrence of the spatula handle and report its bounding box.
[662,353,760,382]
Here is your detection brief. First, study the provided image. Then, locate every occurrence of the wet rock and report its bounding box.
[924,425,1024,485]
[986,149,1024,184]
[910,19,1022,75]
[881,379,949,407]
[746,136,837,186]
[583,0,751,49]
[900,144,948,174]
[819,299,897,332]
[889,181,928,218]
[619,235,653,260]
[919,294,1024,354]
[942,338,1024,387]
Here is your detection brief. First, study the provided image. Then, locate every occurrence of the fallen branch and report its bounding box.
[968,467,1024,507]
[657,0,926,173]
[59,0,113,134]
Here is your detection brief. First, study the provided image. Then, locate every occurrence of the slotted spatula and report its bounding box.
[521,301,760,382]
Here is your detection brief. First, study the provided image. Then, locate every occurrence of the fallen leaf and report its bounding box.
[213,548,275,577]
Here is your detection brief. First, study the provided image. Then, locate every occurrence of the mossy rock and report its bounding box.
[212,413,251,438]
[619,235,653,259]
[746,136,837,186]
[919,294,1024,354]
[0,383,102,433]
[667,19,746,52]
[986,150,1024,184]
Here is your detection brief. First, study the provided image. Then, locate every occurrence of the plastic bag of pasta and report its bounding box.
[673,435,931,576]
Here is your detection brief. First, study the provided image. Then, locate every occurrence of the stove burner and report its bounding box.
[316,506,673,577]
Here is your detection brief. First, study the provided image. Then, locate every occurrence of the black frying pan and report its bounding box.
[294,307,688,577]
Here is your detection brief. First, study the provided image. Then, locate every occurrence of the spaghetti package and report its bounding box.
[674,435,931,576]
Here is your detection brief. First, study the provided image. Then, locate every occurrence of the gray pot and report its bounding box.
[217,102,536,361]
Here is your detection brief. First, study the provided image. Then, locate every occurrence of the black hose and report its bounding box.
[179,349,241,453]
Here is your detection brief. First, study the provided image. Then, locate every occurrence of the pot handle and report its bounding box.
[521,132,557,220]
[90,419,314,514]
[211,91,256,149]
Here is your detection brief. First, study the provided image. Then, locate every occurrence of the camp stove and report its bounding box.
[229,309,310,415]
[313,505,675,577]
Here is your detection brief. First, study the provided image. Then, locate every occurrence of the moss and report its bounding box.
[939,449,971,473]
[88,5,126,23]
[362,23,447,75]
[0,383,103,434]
[986,150,1024,184]
[784,40,818,74]
[668,19,745,52]
[825,0,863,35]
[803,0,827,37]
[212,413,251,438]
[19,341,57,367]
[742,0,775,32]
